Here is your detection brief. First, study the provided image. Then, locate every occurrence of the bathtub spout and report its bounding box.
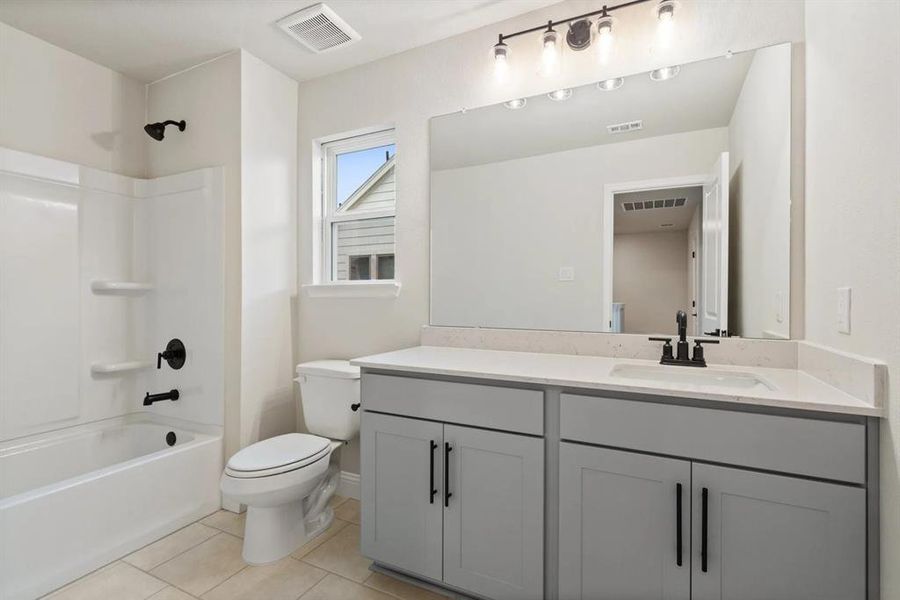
[143,389,180,406]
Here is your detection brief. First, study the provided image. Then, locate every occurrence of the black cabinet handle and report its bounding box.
[701,487,709,573]
[676,483,683,567]
[429,441,438,504]
[444,442,453,507]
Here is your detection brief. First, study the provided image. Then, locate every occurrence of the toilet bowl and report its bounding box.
[220,360,360,565]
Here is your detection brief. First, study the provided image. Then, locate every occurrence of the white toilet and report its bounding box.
[220,360,360,564]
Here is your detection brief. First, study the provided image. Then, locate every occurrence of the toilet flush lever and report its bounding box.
[350,402,361,412]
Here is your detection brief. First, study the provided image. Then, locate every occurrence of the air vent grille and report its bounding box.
[277,4,361,53]
[607,120,643,134]
[622,197,686,211]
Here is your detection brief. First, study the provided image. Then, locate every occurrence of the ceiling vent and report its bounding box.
[277,4,361,54]
[622,197,686,211]
[607,120,643,134]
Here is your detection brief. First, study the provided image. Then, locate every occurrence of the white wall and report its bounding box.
[0,23,145,177]
[296,0,805,474]
[614,230,689,335]
[804,1,900,595]
[728,43,792,339]
[145,51,243,462]
[431,127,726,332]
[239,52,299,448]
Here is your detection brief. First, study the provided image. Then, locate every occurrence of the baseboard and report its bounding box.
[337,471,360,500]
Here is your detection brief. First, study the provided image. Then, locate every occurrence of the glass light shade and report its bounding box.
[540,27,561,76]
[504,98,527,110]
[649,65,680,81]
[597,77,624,91]
[547,88,573,102]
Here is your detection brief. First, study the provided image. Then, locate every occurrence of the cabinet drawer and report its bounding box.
[560,394,866,484]
[362,374,543,435]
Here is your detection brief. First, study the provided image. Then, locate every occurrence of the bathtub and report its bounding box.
[0,414,222,599]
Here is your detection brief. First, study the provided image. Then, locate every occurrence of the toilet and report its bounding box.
[220,360,360,565]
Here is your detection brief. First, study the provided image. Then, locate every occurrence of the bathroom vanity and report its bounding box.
[352,346,880,600]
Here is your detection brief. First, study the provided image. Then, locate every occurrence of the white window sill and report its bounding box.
[302,281,401,299]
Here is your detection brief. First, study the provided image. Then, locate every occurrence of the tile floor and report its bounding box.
[43,497,448,600]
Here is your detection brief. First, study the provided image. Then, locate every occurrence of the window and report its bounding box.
[321,129,396,282]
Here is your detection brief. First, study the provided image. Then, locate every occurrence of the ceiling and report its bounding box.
[431,48,754,170]
[614,186,702,234]
[0,0,561,83]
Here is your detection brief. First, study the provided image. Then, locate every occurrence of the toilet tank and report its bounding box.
[295,360,360,441]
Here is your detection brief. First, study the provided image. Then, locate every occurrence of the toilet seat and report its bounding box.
[225,433,331,479]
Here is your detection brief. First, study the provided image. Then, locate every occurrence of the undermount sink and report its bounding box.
[609,363,776,391]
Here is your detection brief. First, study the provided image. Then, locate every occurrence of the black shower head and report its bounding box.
[144,120,186,141]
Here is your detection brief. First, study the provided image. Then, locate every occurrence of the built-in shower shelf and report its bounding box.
[90,281,154,295]
[90,360,154,375]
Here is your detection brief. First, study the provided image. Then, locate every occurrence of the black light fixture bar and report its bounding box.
[497,0,652,43]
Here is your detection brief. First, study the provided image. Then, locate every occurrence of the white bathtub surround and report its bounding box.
[0,414,222,600]
[420,326,887,409]
[353,345,882,417]
[0,147,226,442]
[0,147,226,599]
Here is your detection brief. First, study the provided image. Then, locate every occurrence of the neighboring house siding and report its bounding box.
[352,168,395,212]
[335,217,395,279]
[334,162,396,280]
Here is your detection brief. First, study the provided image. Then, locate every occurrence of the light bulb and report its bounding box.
[493,40,510,83]
[657,0,676,21]
[540,26,560,77]
[656,0,676,48]
[504,98,527,110]
[596,15,614,64]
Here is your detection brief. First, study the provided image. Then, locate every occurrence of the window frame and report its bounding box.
[321,128,397,283]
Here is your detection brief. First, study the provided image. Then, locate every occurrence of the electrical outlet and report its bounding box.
[558,266,575,281]
[837,287,851,334]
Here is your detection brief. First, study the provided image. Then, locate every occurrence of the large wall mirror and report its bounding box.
[430,42,794,339]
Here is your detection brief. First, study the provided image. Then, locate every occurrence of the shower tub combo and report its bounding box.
[0,415,222,599]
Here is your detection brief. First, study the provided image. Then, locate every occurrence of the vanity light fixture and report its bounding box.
[548,88,573,102]
[492,37,510,82]
[656,0,677,22]
[491,0,663,81]
[597,77,624,91]
[504,98,527,110]
[650,65,680,81]
[566,19,593,51]
[540,22,561,76]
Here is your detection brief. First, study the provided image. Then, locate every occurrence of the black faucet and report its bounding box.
[144,389,180,406]
[649,310,720,367]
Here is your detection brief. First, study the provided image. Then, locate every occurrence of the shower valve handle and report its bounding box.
[157,338,186,370]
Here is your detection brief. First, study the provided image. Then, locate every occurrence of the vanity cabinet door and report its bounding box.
[691,463,866,600]
[360,412,444,582]
[442,424,544,600]
[558,443,690,600]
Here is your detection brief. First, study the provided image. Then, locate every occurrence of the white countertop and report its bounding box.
[351,346,882,417]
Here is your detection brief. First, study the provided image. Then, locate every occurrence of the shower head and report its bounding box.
[144,120,186,141]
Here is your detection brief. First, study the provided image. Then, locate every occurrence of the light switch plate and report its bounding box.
[837,287,851,334]
[558,266,575,281]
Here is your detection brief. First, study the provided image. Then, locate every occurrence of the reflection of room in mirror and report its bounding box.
[612,186,701,336]
[430,42,793,340]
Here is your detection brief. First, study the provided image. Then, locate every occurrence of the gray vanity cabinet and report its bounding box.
[558,443,691,600]
[360,400,544,600]
[443,424,544,600]
[691,463,866,600]
[360,412,443,581]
